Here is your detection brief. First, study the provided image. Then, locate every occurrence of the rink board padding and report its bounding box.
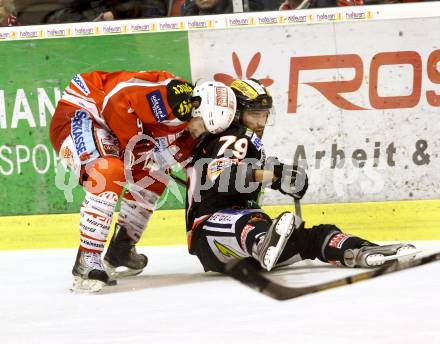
[0,199,438,250]
[2,3,440,217]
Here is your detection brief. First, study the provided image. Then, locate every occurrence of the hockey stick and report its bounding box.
[225,251,440,301]
[294,198,302,218]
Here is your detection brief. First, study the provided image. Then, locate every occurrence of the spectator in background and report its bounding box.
[183,0,264,16]
[336,0,364,5]
[279,0,313,9]
[98,0,167,20]
[278,0,432,9]
[184,0,233,14]
[46,0,106,23]
[46,0,166,24]
[0,0,20,26]
[279,0,366,10]
[169,0,185,16]
[311,0,428,8]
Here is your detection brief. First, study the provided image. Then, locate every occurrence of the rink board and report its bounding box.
[0,31,191,216]
[0,199,439,250]
[1,2,440,217]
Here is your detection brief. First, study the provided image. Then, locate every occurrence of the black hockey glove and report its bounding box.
[266,157,309,199]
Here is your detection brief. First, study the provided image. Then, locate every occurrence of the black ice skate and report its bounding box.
[343,243,419,268]
[104,224,148,279]
[71,248,116,293]
[254,212,297,271]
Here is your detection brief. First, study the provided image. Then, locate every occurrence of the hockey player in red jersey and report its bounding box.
[50,70,236,292]
[185,79,418,274]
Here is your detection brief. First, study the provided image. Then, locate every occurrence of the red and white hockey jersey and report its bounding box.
[50,70,196,164]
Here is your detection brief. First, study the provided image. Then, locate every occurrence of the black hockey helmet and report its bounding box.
[230,79,272,123]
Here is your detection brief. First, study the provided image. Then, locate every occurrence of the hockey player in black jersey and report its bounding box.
[185,79,418,273]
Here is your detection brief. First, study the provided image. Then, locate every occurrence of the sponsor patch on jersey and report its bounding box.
[329,233,352,249]
[98,191,119,202]
[251,133,263,151]
[215,86,228,107]
[95,128,120,157]
[208,213,233,223]
[207,157,239,181]
[60,146,75,169]
[61,146,73,159]
[146,90,168,123]
[154,136,169,152]
[71,110,99,164]
[72,74,90,96]
[245,128,253,138]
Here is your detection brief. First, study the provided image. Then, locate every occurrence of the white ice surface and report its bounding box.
[1,241,439,344]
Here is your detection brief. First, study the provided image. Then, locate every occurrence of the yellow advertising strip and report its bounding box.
[0,199,439,250]
[264,199,440,241]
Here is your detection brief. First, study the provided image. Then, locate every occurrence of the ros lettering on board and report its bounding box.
[288,50,440,112]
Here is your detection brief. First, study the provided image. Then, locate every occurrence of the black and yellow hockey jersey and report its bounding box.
[185,123,266,248]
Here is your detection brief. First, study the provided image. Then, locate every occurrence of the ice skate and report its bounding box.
[343,243,419,268]
[71,249,116,293]
[104,224,148,279]
[255,212,297,271]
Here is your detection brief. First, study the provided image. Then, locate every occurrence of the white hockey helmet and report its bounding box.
[191,81,237,134]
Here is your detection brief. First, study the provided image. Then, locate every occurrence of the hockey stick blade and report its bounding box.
[224,252,440,301]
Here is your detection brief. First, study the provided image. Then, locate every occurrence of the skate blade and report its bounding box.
[104,261,143,279]
[366,247,421,266]
[265,213,295,272]
[71,276,106,293]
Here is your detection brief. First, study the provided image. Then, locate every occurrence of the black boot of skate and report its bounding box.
[104,224,148,278]
[71,248,116,293]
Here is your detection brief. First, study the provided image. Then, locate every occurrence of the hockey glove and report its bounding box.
[266,157,309,199]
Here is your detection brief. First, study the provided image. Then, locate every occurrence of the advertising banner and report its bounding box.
[1,3,440,216]
[0,31,191,215]
[189,16,440,204]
